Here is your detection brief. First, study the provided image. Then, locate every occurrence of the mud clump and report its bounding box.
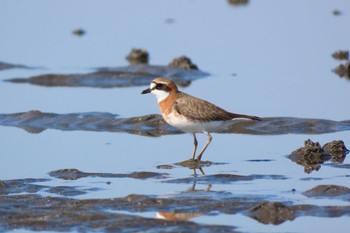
[72,28,86,37]
[288,139,328,173]
[333,62,350,80]
[332,50,349,60]
[303,185,350,199]
[332,9,342,16]
[126,48,149,64]
[288,139,348,173]
[175,159,213,169]
[168,56,198,70]
[248,202,295,225]
[332,50,350,79]
[323,140,349,162]
[228,0,249,6]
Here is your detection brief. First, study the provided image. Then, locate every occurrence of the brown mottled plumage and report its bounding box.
[174,92,260,122]
[142,77,261,161]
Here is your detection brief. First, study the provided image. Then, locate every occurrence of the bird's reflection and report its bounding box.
[190,167,212,192]
[156,211,203,221]
[155,163,212,221]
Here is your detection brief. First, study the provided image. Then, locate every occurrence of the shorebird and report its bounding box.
[141,77,261,161]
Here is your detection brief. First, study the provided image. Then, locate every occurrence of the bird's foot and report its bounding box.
[176,158,212,169]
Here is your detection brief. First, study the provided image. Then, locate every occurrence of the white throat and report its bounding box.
[149,82,170,102]
[151,89,170,102]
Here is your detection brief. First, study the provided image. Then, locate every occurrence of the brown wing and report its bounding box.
[174,92,261,122]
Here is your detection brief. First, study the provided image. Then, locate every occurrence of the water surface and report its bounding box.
[1,1,350,233]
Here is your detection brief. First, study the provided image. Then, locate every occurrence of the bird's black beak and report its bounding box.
[141,88,151,94]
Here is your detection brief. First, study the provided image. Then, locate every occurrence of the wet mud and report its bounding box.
[332,50,349,60]
[1,111,350,137]
[0,195,238,233]
[0,111,174,136]
[228,0,249,6]
[288,139,348,173]
[49,168,168,180]
[333,61,350,80]
[0,61,26,70]
[303,185,350,200]
[5,56,208,88]
[1,168,350,232]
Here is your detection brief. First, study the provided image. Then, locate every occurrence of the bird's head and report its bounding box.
[141,77,178,102]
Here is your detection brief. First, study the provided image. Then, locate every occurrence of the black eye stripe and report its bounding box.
[156,83,165,89]
[153,82,171,92]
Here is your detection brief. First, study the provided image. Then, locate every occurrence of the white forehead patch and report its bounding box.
[150,82,156,90]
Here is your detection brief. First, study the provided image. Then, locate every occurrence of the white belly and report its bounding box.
[163,112,228,133]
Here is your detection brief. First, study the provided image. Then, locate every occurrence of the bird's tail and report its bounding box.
[232,113,262,121]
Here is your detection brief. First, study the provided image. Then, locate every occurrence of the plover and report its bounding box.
[141,77,261,161]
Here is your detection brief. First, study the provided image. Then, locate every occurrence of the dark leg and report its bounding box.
[196,132,212,161]
[191,133,198,160]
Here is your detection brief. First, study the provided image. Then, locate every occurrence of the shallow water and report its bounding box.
[1,1,350,233]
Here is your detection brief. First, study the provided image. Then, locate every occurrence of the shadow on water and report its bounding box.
[0,110,349,136]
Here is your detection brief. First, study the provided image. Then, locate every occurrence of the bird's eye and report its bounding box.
[156,83,164,89]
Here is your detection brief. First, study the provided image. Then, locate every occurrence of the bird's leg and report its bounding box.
[191,133,198,160]
[196,132,212,161]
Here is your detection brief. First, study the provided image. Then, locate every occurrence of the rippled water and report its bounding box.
[1,1,350,233]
